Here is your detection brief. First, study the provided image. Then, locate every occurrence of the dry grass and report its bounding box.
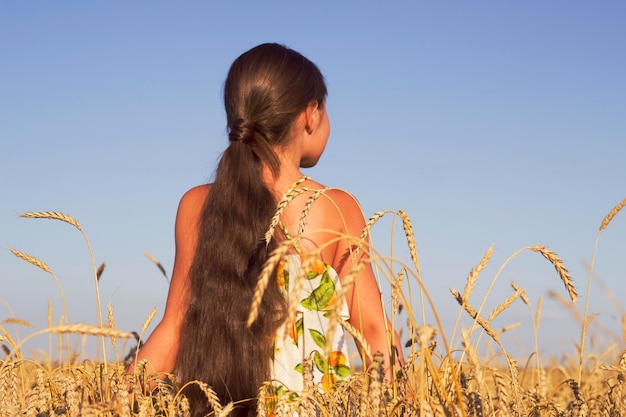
[2,196,626,416]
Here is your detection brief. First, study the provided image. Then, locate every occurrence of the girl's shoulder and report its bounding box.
[301,179,364,218]
[178,184,211,209]
[291,179,366,236]
[175,184,211,230]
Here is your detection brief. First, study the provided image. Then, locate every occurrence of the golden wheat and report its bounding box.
[141,307,158,334]
[107,302,118,356]
[247,239,296,327]
[46,323,134,338]
[265,188,306,245]
[463,245,494,303]
[450,289,501,345]
[2,318,34,328]
[599,196,626,232]
[20,211,82,230]
[398,210,420,275]
[9,248,52,273]
[297,187,329,236]
[531,245,577,304]
[357,210,392,249]
[487,287,524,322]
[510,281,530,306]
[5,197,626,416]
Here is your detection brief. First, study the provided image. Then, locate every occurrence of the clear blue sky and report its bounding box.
[1,2,625,359]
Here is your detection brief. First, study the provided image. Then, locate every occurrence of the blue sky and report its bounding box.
[1,2,625,359]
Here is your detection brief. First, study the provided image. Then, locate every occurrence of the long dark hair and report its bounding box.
[175,43,327,417]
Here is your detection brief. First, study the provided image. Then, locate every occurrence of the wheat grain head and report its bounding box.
[531,246,577,304]
[20,211,82,231]
[600,197,626,232]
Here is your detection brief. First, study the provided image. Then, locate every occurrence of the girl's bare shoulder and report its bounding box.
[176,184,211,227]
[300,180,365,229]
[180,184,210,206]
[306,180,362,214]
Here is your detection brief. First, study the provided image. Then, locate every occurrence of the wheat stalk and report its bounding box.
[531,246,577,304]
[535,295,543,330]
[9,247,70,358]
[20,210,108,363]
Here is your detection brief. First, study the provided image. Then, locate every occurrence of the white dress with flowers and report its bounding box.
[271,253,351,394]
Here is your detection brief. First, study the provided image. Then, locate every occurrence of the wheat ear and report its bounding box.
[600,197,626,232]
[141,307,158,334]
[9,247,69,354]
[9,248,51,273]
[296,187,328,236]
[463,245,494,302]
[531,246,576,303]
[451,289,501,345]
[20,211,82,231]
[20,210,107,363]
[339,317,373,362]
[143,251,168,281]
[247,239,296,327]
[107,303,118,358]
[47,324,134,338]
[96,262,106,281]
[195,381,224,414]
[398,210,420,275]
[265,188,306,244]
[510,281,530,306]
[487,286,524,322]
[324,259,366,357]
[2,318,33,328]
[282,254,318,340]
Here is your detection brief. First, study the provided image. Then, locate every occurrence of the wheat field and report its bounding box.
[2,197,626,416]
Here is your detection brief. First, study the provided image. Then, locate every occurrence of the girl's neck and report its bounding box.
[262,164,307,199]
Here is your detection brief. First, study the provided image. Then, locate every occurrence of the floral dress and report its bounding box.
[271,253,352,394]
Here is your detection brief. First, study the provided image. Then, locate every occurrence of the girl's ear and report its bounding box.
[304,100,319,135]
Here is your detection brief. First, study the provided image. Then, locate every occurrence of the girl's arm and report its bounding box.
[129,185,208,375]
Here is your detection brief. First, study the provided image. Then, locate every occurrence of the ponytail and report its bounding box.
[175,43,326,417]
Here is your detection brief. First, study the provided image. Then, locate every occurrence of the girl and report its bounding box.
[132,43,403,416]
